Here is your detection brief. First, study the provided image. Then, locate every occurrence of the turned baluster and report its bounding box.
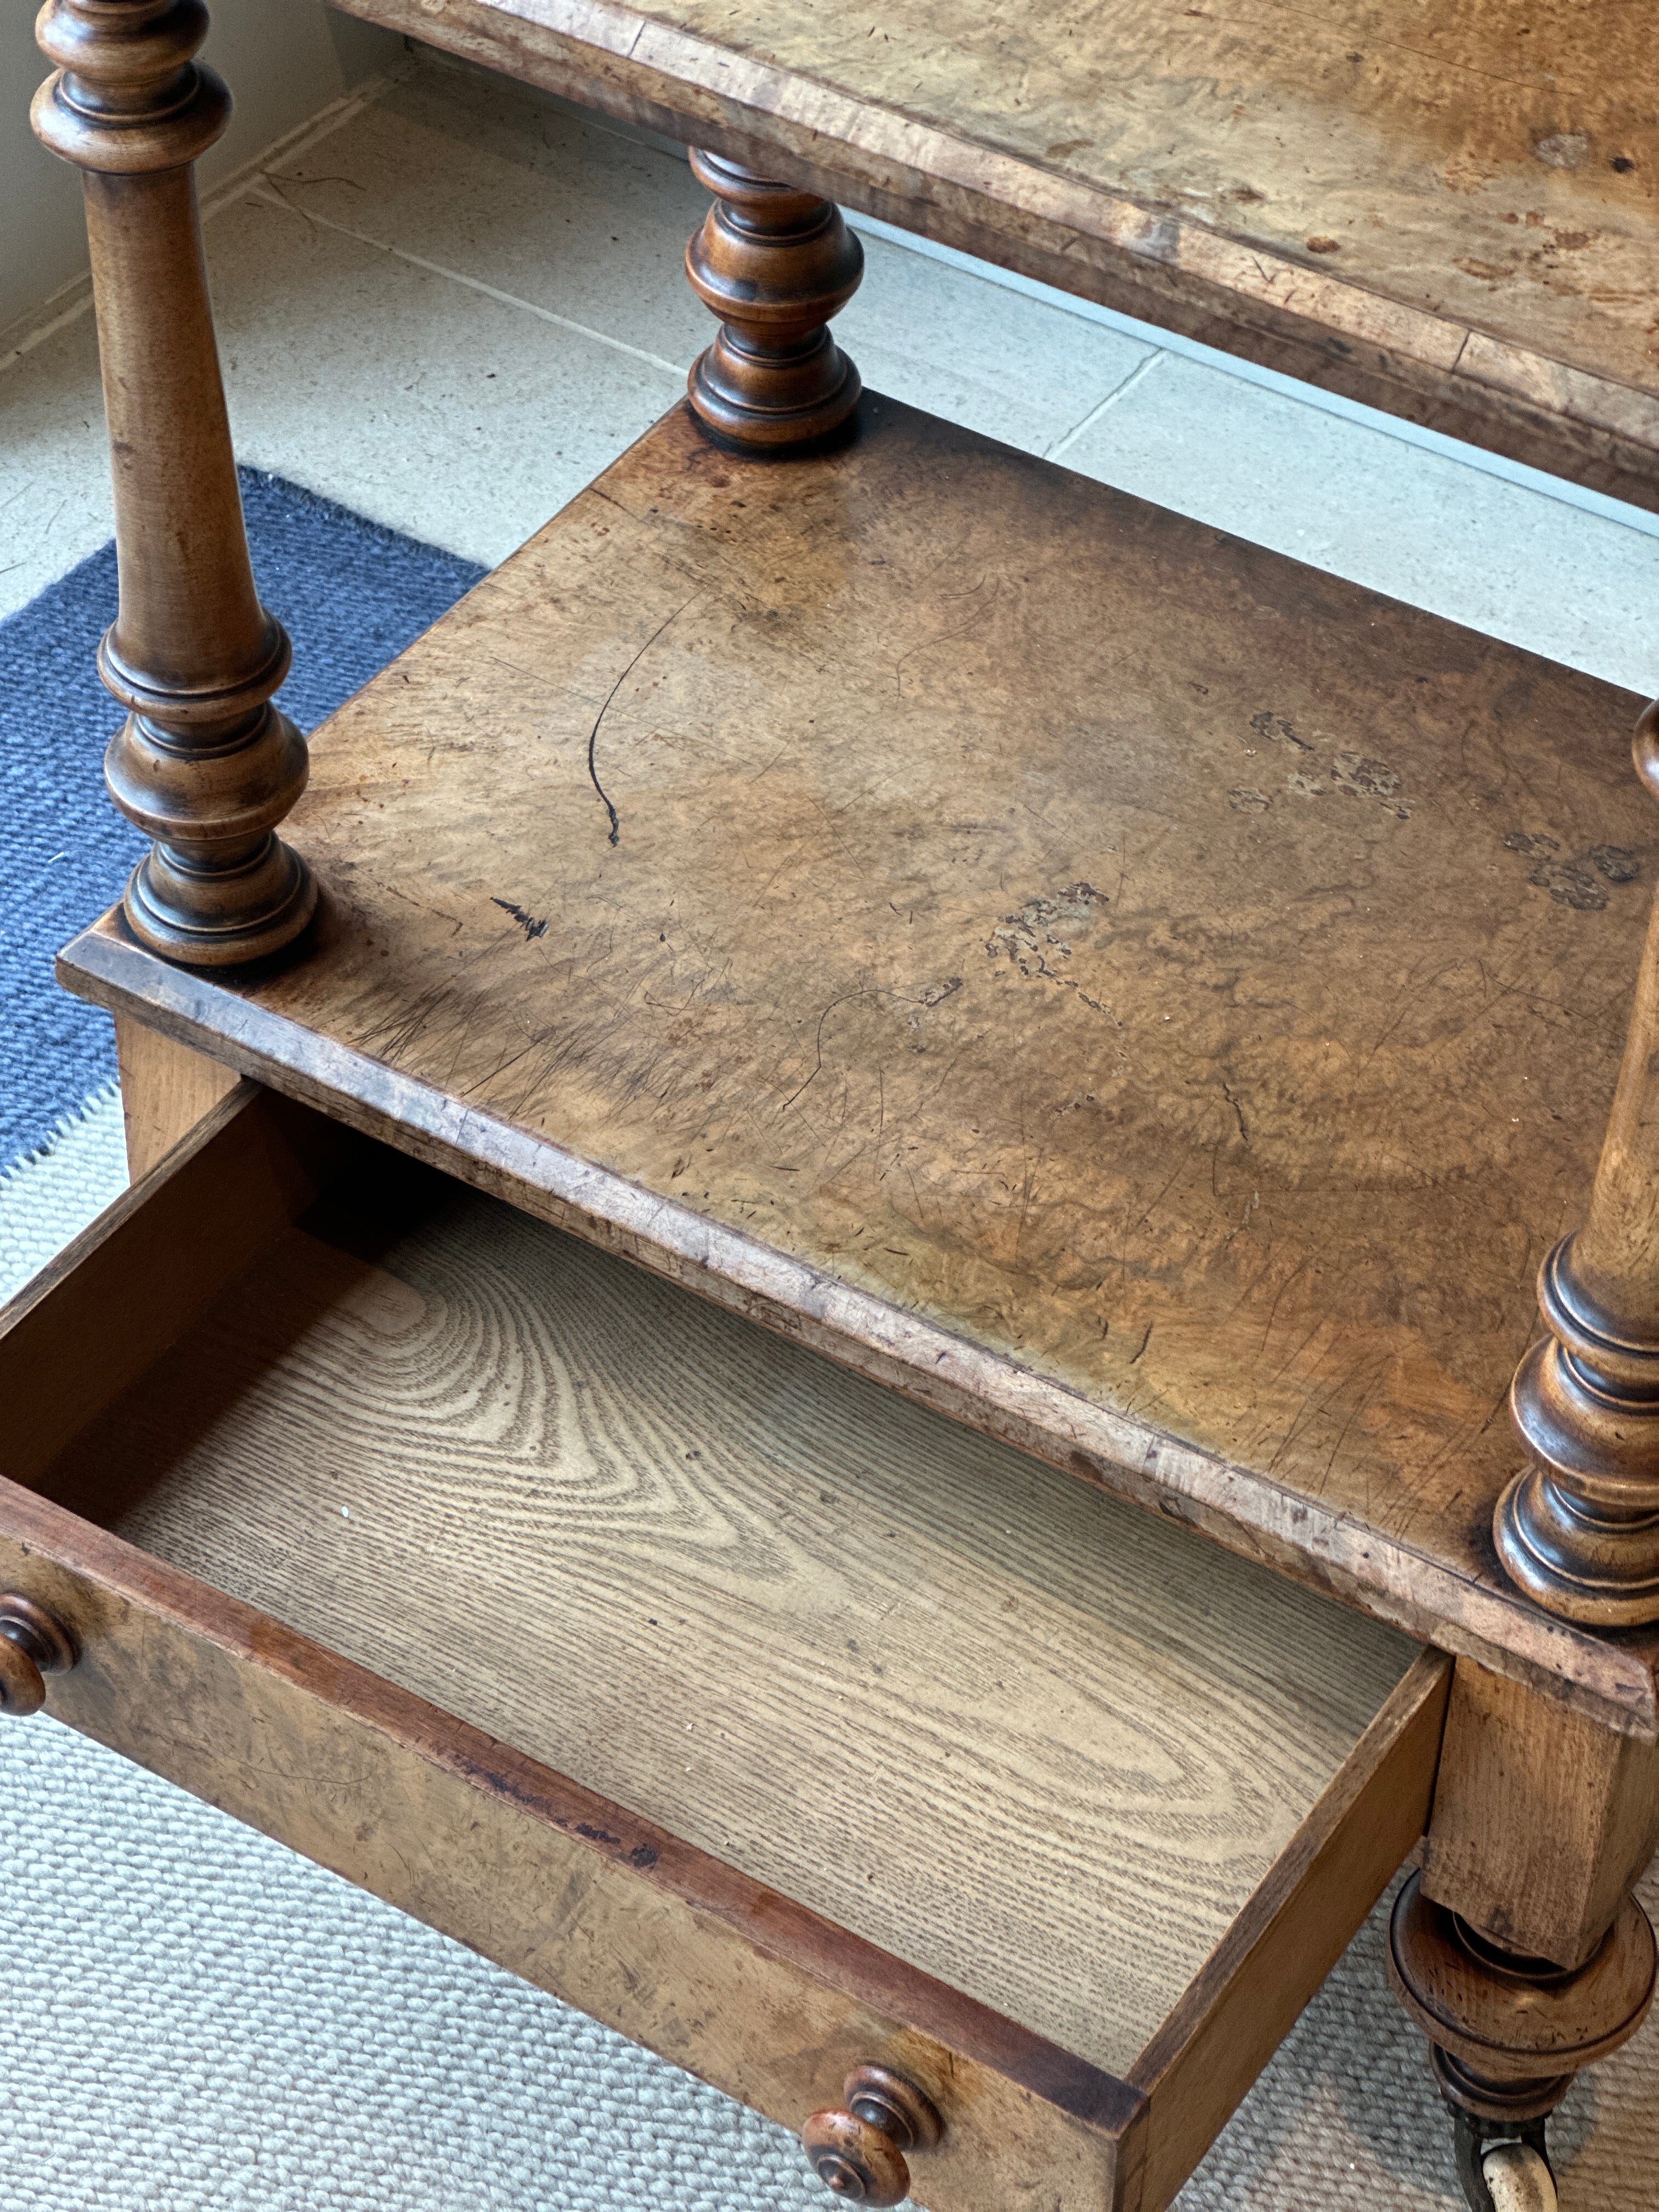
[1440,652,1659,2181]
[1390,1868,1655,2212]
[1392,1658,1659,2208]
[684,149,864,452]
[32,0,314,966]
[1496,698,1659,1622]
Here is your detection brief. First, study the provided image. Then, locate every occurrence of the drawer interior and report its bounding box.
[18,1091,1424,2087]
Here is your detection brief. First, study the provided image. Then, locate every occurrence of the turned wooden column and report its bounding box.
[1496,698,1659,1622]
[684,149,863,451]
[1390,1866,1655,2210]
[33,0,314,966]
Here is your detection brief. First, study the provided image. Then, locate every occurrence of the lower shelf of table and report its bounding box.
[60,388,1659,1722]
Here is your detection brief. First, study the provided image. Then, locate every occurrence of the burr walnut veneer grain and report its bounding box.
[0,1088,1447,2211]
[60,394,1659,1728]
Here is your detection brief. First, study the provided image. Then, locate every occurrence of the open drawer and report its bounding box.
[0,1085,1448,2210]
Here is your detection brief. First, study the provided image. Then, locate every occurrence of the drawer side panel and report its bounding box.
[1126,1650,1452,2212]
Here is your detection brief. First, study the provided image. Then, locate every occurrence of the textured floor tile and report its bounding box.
[840,230,1155,456]
[265,60,713,373]
[1062,349,1659,698]
[263,64,1155,459]
[212,188,681,567]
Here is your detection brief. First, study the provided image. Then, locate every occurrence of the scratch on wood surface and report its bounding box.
[588,598,696,845]
[492,899,549,941]
[893,588,995,697]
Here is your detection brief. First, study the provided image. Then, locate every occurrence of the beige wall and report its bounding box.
[3,2,402,335]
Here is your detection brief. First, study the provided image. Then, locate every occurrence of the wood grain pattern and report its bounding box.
[42,1148,1419,2078]
[1423,1659,1659,1970]
[332,0,1659,507]
[0,1102,1444,2206]
[116,1013,240,1178]
[0,1086,331,1487]
[61,397,1659,1725]
[0,1481,1135,2212]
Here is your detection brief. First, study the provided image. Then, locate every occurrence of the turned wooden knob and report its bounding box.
[0,1595,77,1717]
[802,2066,941,2204]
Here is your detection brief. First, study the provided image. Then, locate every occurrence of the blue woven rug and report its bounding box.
[0,472,483,1171]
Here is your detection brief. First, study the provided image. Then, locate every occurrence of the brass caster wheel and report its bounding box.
[1453,2113,1558,2212]
[1482,2143,1556,2212]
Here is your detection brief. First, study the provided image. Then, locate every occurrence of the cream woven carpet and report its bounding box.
[1,1102,1656,2210]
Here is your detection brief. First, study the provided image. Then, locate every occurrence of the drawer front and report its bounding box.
[0,1481,1134,2209]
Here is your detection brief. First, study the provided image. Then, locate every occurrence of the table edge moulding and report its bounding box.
[331,0,1659,515]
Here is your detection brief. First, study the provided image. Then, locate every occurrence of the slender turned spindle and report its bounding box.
[32,0,314,966]
[1497,698,1659,1623]
[684,149,863,451]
